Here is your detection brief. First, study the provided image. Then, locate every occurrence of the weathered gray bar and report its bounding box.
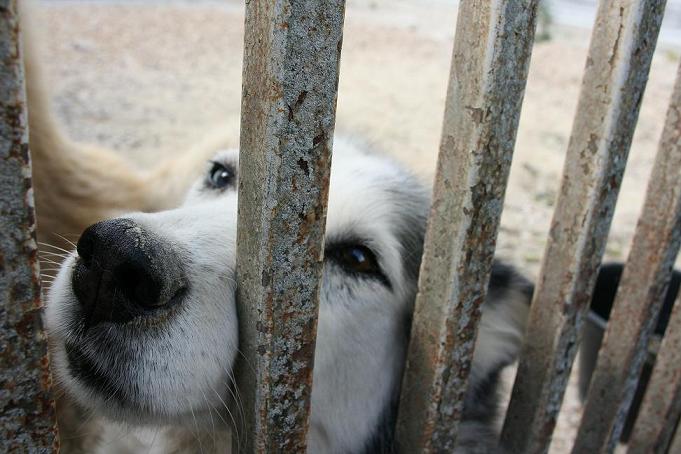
[233,0,345,452]
[668,418,681,454]
[394,0,539,451]
[500,0,666,452]
[0,0,58,451]
[627,294,681,454]
[575,66,681,454]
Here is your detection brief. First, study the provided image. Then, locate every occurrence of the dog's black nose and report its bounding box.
[73,218,187,326]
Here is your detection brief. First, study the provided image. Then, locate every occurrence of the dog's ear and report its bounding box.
[460,261,532,424]
[472,261,533,380]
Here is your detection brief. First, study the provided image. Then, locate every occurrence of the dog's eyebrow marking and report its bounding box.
[208,158,237,168]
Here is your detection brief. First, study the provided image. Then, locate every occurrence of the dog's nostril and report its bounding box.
[76,224,97,266]
[114,262,164,309]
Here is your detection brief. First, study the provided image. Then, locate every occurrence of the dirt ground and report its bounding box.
[35,0,680,452]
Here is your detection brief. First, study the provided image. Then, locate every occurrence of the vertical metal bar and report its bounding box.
[628,296,681,453]
[233,0,345,452]
[0,0,58,451]
[500,0,666,452]
[668,418,681,454]
[394,0,539,451]
[573,53,681,454]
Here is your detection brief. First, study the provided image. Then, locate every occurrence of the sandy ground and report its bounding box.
[34,0,680,452]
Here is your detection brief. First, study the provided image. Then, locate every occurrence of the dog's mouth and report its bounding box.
[59,317,168,421]
[52,269,238,427]
[59,321,232,426]
[54,218,195,416]
[54,269,196,423]
[64,341,134,409]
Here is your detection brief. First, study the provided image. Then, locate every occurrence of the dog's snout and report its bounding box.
[73,218,187,326]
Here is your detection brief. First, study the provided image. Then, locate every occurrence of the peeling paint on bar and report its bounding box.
[0,0,59,451]
[576,61,681,454]
[500,1,666,452]
[233,0,345,452]
[394,0,539,451]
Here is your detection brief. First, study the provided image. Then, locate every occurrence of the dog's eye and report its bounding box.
[329,244,381,276]
[207,162,234,189]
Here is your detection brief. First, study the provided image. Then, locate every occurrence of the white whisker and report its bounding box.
[38,241,74,255]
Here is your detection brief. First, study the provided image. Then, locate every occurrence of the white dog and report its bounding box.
[44,140,534,453]
[20,3,535,451]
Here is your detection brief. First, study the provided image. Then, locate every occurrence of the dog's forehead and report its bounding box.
[204,140,429,240]
[325,140,425,237]
[204,142,428,247]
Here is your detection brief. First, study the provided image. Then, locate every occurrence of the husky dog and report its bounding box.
[44,139,533,453]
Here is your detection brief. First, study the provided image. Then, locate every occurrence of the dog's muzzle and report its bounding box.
[72,218,188,327]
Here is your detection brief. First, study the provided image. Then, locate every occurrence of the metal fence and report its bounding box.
[0,0,58,451]
[2,0,681,452]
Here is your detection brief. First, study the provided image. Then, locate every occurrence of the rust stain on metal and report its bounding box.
[573,59,681,454]
[0,0,59,451]
[500,1,666,453]
[394,0,539,452]
[233,0,345,452]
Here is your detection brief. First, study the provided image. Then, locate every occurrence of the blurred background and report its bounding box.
[34,0,681,452]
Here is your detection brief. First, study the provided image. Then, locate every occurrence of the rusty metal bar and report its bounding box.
[500,0,666,452]
[627,292,681,453]
[573,58,681,454]
[233,1,345,453]
[0,0,58,451]
[394,0,539,451]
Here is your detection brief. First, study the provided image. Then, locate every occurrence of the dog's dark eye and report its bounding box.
[207,162,234,189]
[329,244,382,276]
